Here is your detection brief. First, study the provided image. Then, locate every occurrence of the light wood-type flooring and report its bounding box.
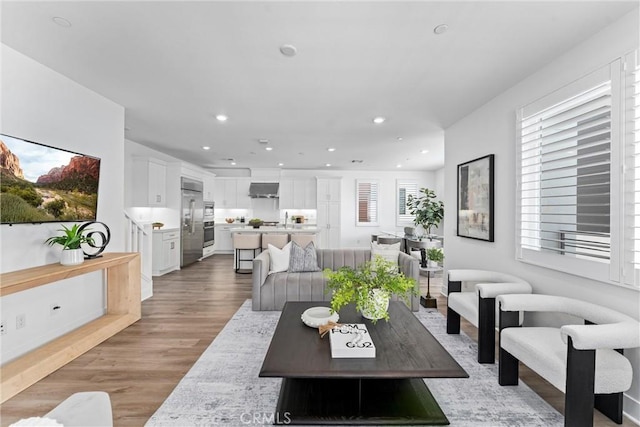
[0,254,637,426]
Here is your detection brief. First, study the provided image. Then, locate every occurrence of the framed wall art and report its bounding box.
[457,154,494,242]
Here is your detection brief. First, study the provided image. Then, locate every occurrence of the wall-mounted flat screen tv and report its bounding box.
[0,134,101,224]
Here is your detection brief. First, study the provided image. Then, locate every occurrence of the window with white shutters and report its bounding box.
[397,180,418,225]
[516,56,640,287]
[356,180,378,226]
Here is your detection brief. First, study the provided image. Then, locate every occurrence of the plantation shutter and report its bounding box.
[624,52,640,287]
[397,181,418,224]
[357,180,378,226]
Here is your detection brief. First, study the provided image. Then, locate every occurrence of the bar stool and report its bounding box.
[233,233,261,274]
[290,233,317,248]
[262,233,289,250]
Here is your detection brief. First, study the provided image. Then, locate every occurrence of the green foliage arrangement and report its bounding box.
[324,256,417,323]
[44,224,94,250]
[426,247,444,264]
[248,218,264,227]
[406,188,444,237]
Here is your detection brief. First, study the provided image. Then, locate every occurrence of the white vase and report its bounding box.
[60,248,84,266]
[361,289,390,321]
[428,260,439,268]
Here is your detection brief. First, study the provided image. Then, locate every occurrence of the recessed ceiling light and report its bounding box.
[327,148,336,152]
[279,44,297,57]
[278,162,284,166]
[265,147,273,151]
[202,146,211,150]
[230,162,236,166]
[372,116,386,124]
[397,137,403,141]
[258,139,269,144]
[215,114,228,122]
[396,164,402,168]
[434,24,449,35]
[52,17,72,28]
[420,149,429,154]
[325,163,332,167]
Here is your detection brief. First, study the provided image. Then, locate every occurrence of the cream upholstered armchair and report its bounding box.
[446,269,532,363]
[498,294,639,426]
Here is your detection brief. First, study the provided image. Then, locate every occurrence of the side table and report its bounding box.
[419,266,442,309]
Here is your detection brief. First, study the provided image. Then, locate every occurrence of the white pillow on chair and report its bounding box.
[371,241,401,263]
[268,242,292,274]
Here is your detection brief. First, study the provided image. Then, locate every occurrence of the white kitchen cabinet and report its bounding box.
[213,177,251,208]
[152,229,180,276]
[203,173,217,202]
[214,225,233,253]
[316,177,341,248]
[317,201,341,249]
[132,157,167,207]
[317,177,341,202]
[279,178,317,209]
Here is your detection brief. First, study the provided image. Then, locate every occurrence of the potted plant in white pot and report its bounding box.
[426,247,444,268]
[324,257,417,323]
[406,188,444,245]
[45,224,94,266]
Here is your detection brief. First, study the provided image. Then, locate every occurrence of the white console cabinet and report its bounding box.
[152,229,180,276]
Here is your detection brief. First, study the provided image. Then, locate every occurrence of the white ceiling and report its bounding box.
[1,1,637,171]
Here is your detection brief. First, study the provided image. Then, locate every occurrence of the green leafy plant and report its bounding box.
[426,247,444,264]
[406,188,444,238]
[248,218,263,227]
[44,224,94,250]
[324,256,417,323]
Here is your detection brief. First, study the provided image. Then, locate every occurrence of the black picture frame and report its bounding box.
[457,154,494,242]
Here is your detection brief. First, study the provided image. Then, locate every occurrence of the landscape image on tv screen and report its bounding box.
[0,134,100,224]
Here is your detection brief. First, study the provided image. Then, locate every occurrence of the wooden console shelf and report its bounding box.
[0,253,141,403]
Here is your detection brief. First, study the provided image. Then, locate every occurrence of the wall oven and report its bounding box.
[204,221,215,247]
[204,202,215,220]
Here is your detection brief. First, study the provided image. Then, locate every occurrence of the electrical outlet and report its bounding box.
[0,320,6,335]
[16,313,26,330]
[50,303,62,316]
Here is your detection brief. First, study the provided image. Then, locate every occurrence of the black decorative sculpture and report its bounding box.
[419,248,428,268]
[78,221,111,259]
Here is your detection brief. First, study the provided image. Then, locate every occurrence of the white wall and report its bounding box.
[0,45,125,363]
[281,169,438,248]
[443,10,640,421]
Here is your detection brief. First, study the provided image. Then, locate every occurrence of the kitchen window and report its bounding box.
[356,180,379,226]
[516,52,639,288]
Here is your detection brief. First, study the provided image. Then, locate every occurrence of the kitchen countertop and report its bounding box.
[229,226,319,233]
[153,228,179,233]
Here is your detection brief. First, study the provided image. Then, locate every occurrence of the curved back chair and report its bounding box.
[232,233,261,274]
[498,294,639,426]
[447,269,532,363]
[376,236,402,245]
[290,233,317,248]
[261,233,289,250]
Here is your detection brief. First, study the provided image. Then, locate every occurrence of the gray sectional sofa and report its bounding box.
[252,248,420,311]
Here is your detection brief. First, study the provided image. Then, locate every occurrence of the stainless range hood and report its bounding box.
[249,182,279,198]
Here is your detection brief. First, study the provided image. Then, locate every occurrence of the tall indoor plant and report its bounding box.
[406,188,444,240]
[45,223,93,266]
[324,257,416,322]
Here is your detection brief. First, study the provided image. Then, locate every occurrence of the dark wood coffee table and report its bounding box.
[259,301,468,425]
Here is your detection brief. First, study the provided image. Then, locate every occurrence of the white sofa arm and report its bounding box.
[562,322,640,350]
[476,282,532,299]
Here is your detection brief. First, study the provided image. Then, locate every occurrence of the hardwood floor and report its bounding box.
[0,255,636,426]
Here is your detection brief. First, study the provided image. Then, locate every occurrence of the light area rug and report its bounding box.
[146,300,563,426]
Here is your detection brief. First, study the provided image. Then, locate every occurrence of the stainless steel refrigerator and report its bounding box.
[181,177,204,267]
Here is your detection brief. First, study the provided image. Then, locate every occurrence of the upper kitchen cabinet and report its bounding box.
[132,157,167,207]
[203,173,216,202]
[279,178,317,209]
[317,177,341,202]
[214,177,251,208]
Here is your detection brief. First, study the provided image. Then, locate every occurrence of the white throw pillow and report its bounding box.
[268,242,292,274]
[371,241,401,264]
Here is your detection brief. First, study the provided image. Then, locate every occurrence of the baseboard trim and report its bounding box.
[623,393,640,425]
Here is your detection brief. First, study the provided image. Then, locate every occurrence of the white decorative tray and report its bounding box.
[301,306,339,328]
